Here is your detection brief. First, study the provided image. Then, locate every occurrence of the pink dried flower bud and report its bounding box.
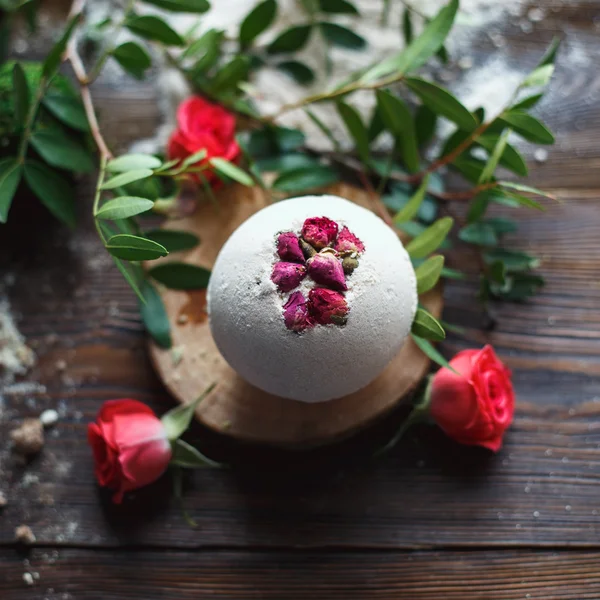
[276,232,305,264]
[307,251,347,291]
[308,288,349,326]
[301,217,338,250]
[271,262,306,293]
[334,226,365,254]
[283,292,314,333]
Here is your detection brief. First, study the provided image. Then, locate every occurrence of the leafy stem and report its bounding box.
[92,155,108,242]
[16,77,47,162]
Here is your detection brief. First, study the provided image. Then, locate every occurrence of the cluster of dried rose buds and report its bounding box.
[271,217,365,332]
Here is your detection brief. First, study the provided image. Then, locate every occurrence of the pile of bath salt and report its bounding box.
[0,294,35,388]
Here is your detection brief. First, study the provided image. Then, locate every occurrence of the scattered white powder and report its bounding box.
[208,195,417,402]
[0,296,35,387]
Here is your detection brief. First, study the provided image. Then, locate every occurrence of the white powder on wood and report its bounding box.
[0,296,35,387]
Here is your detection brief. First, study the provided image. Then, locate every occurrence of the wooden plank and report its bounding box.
[2,548,600,599]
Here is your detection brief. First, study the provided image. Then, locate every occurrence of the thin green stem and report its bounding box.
[93,155,108,243]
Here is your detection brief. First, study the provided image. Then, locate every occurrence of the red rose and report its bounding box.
[429,345,514,452]
[167,96,240,184]
[88,399,172,503]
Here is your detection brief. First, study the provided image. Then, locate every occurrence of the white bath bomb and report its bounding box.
[207,195,417,403]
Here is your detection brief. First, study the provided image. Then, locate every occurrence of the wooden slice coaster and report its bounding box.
[148,182,443,449]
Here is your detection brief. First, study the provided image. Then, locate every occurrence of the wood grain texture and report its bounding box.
[2,548,600,600]
[149,182,442,447]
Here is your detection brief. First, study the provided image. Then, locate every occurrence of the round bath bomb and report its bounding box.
[207,195,417,403]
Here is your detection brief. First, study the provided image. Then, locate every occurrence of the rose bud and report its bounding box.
[307,251,347,291]
[430,345,515,452]
[308,288,349,326]
[342,256,359,275]
[283,291,314,333]
[87,399,172,504]
[271,262,306,293]
[299,237,317,260]
[276,232,305,264]
[334,226,365,254]
[301,216,339,250]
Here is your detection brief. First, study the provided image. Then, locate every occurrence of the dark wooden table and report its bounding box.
[2,3,600,598]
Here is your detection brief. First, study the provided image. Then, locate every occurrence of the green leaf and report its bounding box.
[405,77,476,131]
[489,272,544,301]
[276,60,315,85]
[320,22,366,50]
[210,56,250,92]
[368,104,385,142]
[520,64,554,89]
[478,128,510,183]
[538,36,560,68]
[485,217,517,235]
[108,250,145,302]
[139,279,172,349]
[467,190,491,222]
[255,153,319,173]
[125,15,184,46]
[406,216,453,259]
[112,41,152,79]
[181,149,207,168]
[488,260,506,285]
[411,307,445,341]
[141,0,210,12]
[415,104,437,147]
[272,165,338,192]
[107,154,161,173]
[415,254,444,294]
[239,0,277,47]
[500,111,555,144]
[171,438,223,469]
[267,25,312,54]
[186,29,224,73]
[375,90,419,172]
[96,196,154,220]
[161,382,216,441]
[499,181,557,201]
[42,14,79,78]
[23,160,75,227]
[361,0,458,81]
[246,126,305,156]
[306,109,341,149]
[441,266,465,280]
[105,234,168,261]
[145,229,200,252]
[336,101,369,162]
[393,174,429,223]
[402,7,413,44]
[511,93,543,111]
[483,248,539,272]
[42,93,89,131]
[30,129,95,173]
[101,169,154,190]
[0,158,22,223]
[490,188,543,210]
[209,157,253,186]
[149,262,211,290]
[12,62,29,126]
[318,0,359,14]
[411,334,454,371]
[458,222,498,247]
[477,134,528,177]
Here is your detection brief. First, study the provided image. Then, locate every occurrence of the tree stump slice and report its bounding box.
[148,183,443,448]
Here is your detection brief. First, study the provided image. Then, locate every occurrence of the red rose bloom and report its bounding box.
[167,96,240,184]
[88,399,172,503]
[429,345,514,452]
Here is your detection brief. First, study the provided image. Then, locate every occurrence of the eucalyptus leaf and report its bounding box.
[415,254,444,294]
[405,216,453,259]
[43,94,89,131]
[458,222,498,247]
[112,41,152,79]
[145,229,200,252]
[500,111,555,144]
[277,60,315,85]
[96,196,154,220]
[209,157,253,186]
[148,262,211,290]
[23,160,75,227]
[125,15,185,46]
[101,169,154,190]
[336,101,369,162]
[393,174,429,224]
[318,0,359,14]
[239,0,277,47]
[411,307,445,341]
[141,0,210,12]
[405,77,476,131]
[105,234,168,261]
[272,165,338,192]
[161,383,216,440]
[139,279,172,349]
[0,158,22,223]
[107,154,161,172]
[320,22,366,49]
[30,129,95,173]
[411,334,455,372]
[12,62,29,126]
[478,128,510,183]
[171,438,223,468]
[267,25,312,54]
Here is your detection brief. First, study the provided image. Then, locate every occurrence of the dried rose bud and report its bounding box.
[276,232,305,264]
[342,256,359,275]
[307,251,347,291]
[283,292,314,332]
[299,237,317,260]
[301,217,338,250]
[308,288,349,326]
[271,262,306,293]
[334,226,365,254]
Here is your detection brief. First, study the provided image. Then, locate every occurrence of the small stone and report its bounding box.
[15,525,36,545]
[457,56,473,70]
[0,492,7,507]
[533,510,540,518]
[22,572,34,586]
[11,418,44,455]
[520,19,533,33]
[40,409,59,428]
[534,148,548,163]
[177,313,189,325]
[528,7,544,22]
[55,359,67,371]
